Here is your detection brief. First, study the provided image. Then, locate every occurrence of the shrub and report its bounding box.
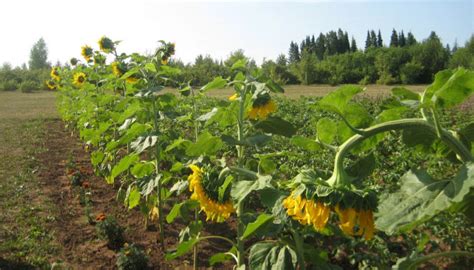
[116,243,149,270]
[0,80,19,91]
[95,215,124,248]
[19,80,40,92]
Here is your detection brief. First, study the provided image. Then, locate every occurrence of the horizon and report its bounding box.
[1,0,472,67]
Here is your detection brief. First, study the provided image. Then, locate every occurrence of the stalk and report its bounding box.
[328,118,473,187]
[236,87,247,266]
[151,97,165,248]
[191,87,199,270]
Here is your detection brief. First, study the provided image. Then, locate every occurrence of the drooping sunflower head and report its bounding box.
[156,41,175,65]
[81,45,93,62]
[111,61,126,77]
[187,165,235,223]
[73,72,86,87]
[283,190,331,231]
[93,54,106,65]
[247,93,276,120]
[98,36,115,53]
[50,67,60,81]
[46,80,57,90]
[70,58,78,66]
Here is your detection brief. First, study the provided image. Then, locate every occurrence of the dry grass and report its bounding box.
[0,91,57,120]
[161,84,429,99]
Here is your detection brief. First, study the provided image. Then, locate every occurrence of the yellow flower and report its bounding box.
[46,80,56,90]
[126,76,139,84]
[229,93,238,101]
[81,45,93,62]
[247,99,277,120]
[188,165,235,223]
[111,62,123,77]
[283,193,330,231]
[149,206,159,222]
[73,72,86,87]
[98,36,115,53]
[50,67,60,81]
[161,57,169,65]
[335,205,375,240]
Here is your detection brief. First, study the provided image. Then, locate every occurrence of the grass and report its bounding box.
[0,90,59,269]
[161,84,429,99]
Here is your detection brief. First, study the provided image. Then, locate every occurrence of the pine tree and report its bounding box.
[406,31,417,46]
[288,42,300,63]
[390,29,399,47]
[452,39,459,53]
[377,30,383,47]
[365,31,372,50]
[28,37,49,69]
[315,33,326,60]
[350,37,358,52]
[370,30,377,48]
[399,30,406,47]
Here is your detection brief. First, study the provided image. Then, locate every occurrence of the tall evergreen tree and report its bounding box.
[28,38,49,70]
[326,31,338,55]
[288,42,300,63]
[377,30,383,47]
[452,39,459,53]
[350,37,358,52]
[343,31,351,53]
[406,31,417,46]
[365,31,372,50]
[399,30,406,47]
[390,29,399,47]
[315,33,326,60]
[370,30,377,48]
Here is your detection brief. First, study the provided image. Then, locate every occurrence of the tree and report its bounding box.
[351,37,358,52]
[288,42,300,63]
[399,31,406,47]
[28,38,50,69]
[365,31,372,50]
[370,30,377,48]
[315,33,326,60]
[377,30,383,47]
[390,29,399,47]
[406,32,417,46]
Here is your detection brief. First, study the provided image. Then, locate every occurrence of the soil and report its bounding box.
[35,119,233,270]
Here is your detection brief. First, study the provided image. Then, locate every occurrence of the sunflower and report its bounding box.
[111,62,125,77]
[228,93,239,101]
[247,99,277,120]
[188,165,235,222]
[46,80,56,90]
[50,67,60,81]
[70,57,78,66]
[126,76,139,84]
[283,192,330,231]
[81,45,93,62]
[73,72,86,87]
[98,36,115,53]
[335,205,374,240]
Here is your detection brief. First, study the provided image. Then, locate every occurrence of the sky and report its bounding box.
[1,0,472,67]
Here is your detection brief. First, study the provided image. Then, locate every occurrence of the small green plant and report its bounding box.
[19,80,40,92]
[116,243,149,270]
[95,215,124,249]
[0,79,18,91]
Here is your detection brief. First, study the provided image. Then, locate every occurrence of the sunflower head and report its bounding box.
[50,67,60,81]
[111,61,126,77]
[46,80,57,90]
[156,41,175,65]
[70,58,78,66]
[93,54,106,65]
[248,93,276,120]
[73,72,86,87]
[98,36,115,53]
[81,45,93,62]
[229,93,239,101]
[187,165,235,223]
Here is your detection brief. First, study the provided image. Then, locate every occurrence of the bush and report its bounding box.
[0,80,19,91]
[19,80,40,92]
[116,243,149,270]
[95,215,124,248]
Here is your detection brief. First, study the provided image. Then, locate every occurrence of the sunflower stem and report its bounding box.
[191,85,199,270]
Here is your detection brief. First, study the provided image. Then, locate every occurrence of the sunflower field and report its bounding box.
[49,36,474,269]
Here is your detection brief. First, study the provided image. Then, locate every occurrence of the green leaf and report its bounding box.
[392,87,420,101]
[375,107,408,124]
[249,243,297,270]
[91,150,105,166]
[342,103,372,128]
[231,59,247,71]
[347,153,376,180]
[318,85,363,115]
[459,123,474,155]
[158,65,181,76]
[266,80,284,93]
[317,118,338,144]
[186,132,224,157]
[231,175,272,205]
[145,62,157,73]
[209,247,237,266]
[200,76,227,92]
[423,69,453,104]
[241,213,274,240]
[290,136,320,151]
[128,186,141,209]
[218,175,234,202]
[402,128,437,150]
[131,162,155,178]
[108,154,139,184]
[254,116,297,137]
[432,68,474,108]
[165,238,198,260]
[259,157,276,175]
[131,135,158,154]
[376,163,474,234]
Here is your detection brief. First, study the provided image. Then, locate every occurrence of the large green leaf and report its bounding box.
[248,243,297,270]
[231,175,273,205]
[318,85,363,115]
[128,186,141,209]
[290,136,320,151]
[316,118,338,144]
[241,213,274,240]
[165,238,199,260]
[200,76,227,92]
[376,163,474,234]
[254,116,297,137]
[107,154,139,184]
[186,132,224,157]
[391,87,420,101]
[432,68,474,108]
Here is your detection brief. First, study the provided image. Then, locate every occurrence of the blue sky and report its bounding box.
[1,0,472,66]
